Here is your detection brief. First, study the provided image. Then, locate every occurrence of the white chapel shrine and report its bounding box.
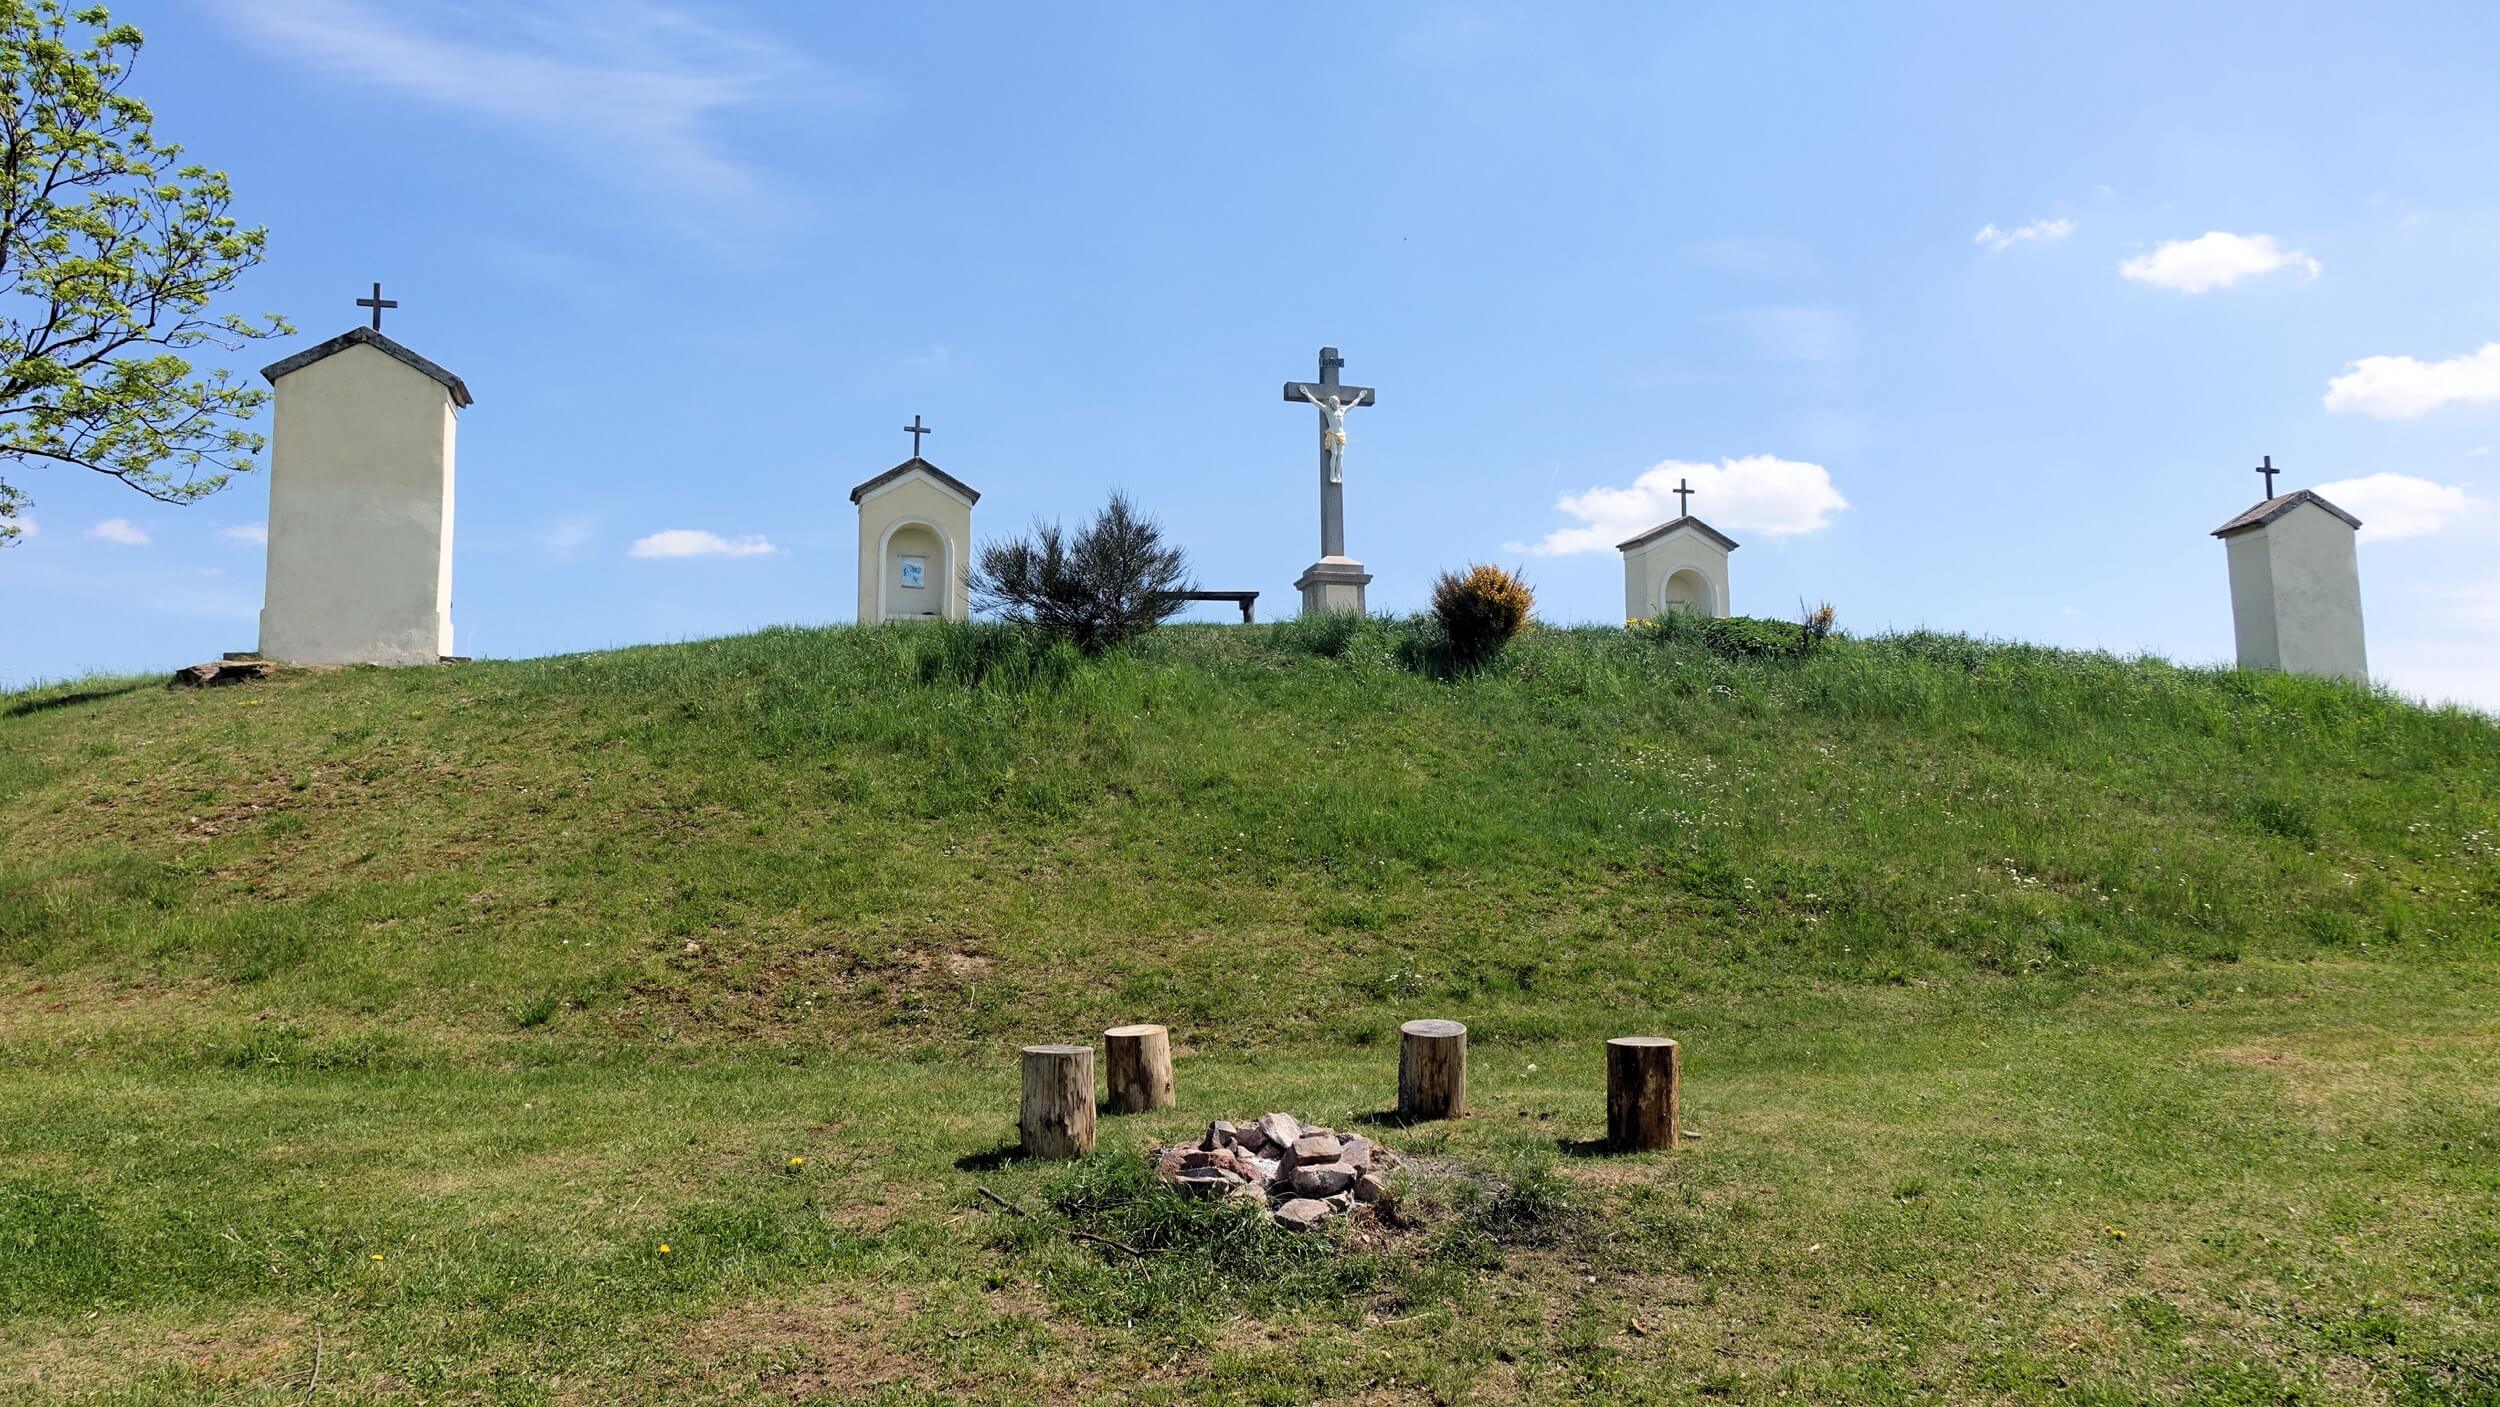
[2213,461,2367,684]
[851,428,978,623]
[1617,479,1737,620]
[256,305,473,667]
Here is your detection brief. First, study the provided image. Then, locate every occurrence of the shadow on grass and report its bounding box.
[3,683,145,719]
[954,1142,1031,1173]
[1345,1109,1421,1132]
[1552,1136,1618,1159]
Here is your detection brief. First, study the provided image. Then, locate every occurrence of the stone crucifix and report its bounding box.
[1280,346,1375,561]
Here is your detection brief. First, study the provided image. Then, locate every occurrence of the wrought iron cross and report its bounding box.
[355,282,397,331]
[1675,478,1695,516]
[2255,454,2279,497]
[903,414,932,456]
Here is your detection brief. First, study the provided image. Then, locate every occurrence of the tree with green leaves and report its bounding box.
[0,2,288,544]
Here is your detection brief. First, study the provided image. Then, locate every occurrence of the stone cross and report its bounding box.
[2255,454,2279,498]
[1675,478,1695,516]
[1280,346,1376,560]
[904,414,932,456]
[356,282,397,331]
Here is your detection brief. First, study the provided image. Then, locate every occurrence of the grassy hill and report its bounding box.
[3,620,2496,1404]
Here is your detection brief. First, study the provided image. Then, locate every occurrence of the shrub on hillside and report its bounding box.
[967,493,1193,655]
[1431,564,1534,664]
[1634,602,1839,662]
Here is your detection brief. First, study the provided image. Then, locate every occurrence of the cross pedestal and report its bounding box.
[1295,556,1374,614]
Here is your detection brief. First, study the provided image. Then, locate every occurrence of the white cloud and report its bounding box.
[537,513,600,563]
[628,528,777,559]
[11,516,34,540]
[210,0,831,248]
[220,521,268,545]
[1973,217,2073,252]
[2470,447,2493,457]
[2118,232,2320,293]
[1520,456,1849,556]
[86,517,150,546]
[2310,473,2481,542]
[2322,343,2500,420]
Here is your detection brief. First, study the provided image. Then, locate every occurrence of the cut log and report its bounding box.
[1605,1036,1680,1152]
[1103,1023,1175,1115]
[1018,1044,1096,1160]
[1397,1018,1467,1120]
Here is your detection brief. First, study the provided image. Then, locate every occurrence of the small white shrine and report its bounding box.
[256,289,472,666]
[852,420,976,623]
[2213,459,2367,683]
[1618,478,1736,620]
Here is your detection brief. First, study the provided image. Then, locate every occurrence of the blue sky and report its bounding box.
[8,2,2500,707]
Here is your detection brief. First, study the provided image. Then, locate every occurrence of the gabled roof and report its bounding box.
[260,327,473,407]
[1617,515,1740,553]
[850,457,980,506]
[2212,489,2361,538]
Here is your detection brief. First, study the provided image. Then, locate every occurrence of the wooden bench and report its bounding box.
[1164,590,1260,624]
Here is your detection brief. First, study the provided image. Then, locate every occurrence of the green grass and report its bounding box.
[1,619,2496,1403]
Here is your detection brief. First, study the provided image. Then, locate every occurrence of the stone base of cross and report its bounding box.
[1294,556,1373,615]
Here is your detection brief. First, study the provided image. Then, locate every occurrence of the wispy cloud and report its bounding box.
[1516,456,1849,556]
[1973,217,2073,252]
[1702,307,1854,362]
[537,513,600,563]
[2311,473,2483,542]
[629,528,777,559]
[904,346,953,368]
[2323,343,2500,420]
[220,521,268,545]
[87,517,150,546]
[1682,236,1818,279]
[2119,231,2320,293]
[211,0,834,248]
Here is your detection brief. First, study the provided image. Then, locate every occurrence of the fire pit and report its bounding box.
[1152,1112,1400,1231]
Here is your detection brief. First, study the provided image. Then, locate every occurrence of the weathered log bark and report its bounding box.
[1397,1018,1467,1120]
[1019,1044,1095,1159]
[1605,1036,1680,1152]
[1103,1023,1174,1115]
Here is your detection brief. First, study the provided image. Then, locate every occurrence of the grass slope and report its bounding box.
[1,620,2496,1405]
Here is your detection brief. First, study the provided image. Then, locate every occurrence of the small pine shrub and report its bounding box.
[967,492,1193,655]
[1431,564,1534,664]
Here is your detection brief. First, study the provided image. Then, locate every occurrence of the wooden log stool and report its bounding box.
[1605,1036,1680,1151]
[1397,1018,1467,1120]
[1019,1044,1096,1159]
[1103,1023,1175,1114]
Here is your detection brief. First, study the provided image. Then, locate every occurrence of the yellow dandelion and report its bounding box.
[787,1155,806,1170]
[2106,1226,2127,1240]
[370,1253,385,1262]
[657,1243,672,1255]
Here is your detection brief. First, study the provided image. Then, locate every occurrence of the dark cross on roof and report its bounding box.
[1675,478,1695,516]
[903,414,932,456]
[2255,454,2280,498]
[355,281,397,331]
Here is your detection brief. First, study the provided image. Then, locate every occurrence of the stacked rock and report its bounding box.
[1151,1112,1397,1230]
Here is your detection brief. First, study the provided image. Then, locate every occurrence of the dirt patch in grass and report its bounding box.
[672,1288,937,1401]
[3,1310,313,1395]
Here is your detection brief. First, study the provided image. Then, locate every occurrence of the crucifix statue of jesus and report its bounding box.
[1281,346,1376,561]
[1296,384,1360,484]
